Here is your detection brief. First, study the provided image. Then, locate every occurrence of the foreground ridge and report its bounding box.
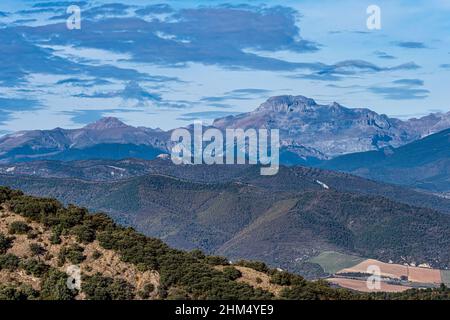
[0,186,448,300]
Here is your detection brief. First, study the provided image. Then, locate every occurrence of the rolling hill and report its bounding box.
[0,163,449,277]
[1,159,449,214]
[1,187,448,299]
[0,186,324,300]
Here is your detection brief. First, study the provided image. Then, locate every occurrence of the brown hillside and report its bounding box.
[0,207,160,299]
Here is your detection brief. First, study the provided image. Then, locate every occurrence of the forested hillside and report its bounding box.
[0,187,449,300]
[0,166,449,276]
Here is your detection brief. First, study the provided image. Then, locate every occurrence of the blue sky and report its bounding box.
[0,0,449,132]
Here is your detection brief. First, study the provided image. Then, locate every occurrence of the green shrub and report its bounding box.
[270,271,305,286]
[58,205,88,229]
[58,244,86,265]
[0,233,14,254]
[0,187,23,204]
[0,254,20,271]
[82,273,135,300]
[204,255,229,266]
[20,259,50,277]
[0,284,39,300]
[138,283,155,299]
[167,287,190,300]
[26,230,38,240]
[50,226,62,245]
[222,266,242,281]
[190,249,206,260]
[97,229,160,270]
[235,260,269,273]
[88,213,115,231]
[71,223,96,244]
[8,221,31,235]
[9,196,61,222]
[40,269,76,300]
[29,243,46,257]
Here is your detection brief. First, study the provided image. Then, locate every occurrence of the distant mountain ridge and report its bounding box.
[318,128,450,192]
[0,117,169,163]
[0,95,449,164]
[0,158,449,214]
[214,95,450,159]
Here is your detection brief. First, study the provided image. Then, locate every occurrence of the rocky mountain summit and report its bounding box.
[213,95,450,159]
[83,117,130,130]
[0,95,448,164]
[0,118,169,163]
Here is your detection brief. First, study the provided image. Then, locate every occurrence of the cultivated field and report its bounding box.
[408,267,441,284]
[327,278,412,293]
[338,259,442,284]
[338,259,408,279]
[441,270,450,286]
[311,251,447,293]
[309,251,365,274]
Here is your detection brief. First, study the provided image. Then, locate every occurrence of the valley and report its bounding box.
[310,251,449,292]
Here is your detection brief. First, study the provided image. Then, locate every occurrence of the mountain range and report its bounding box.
[0,117,169,164]
[1,161,449,276]
[213,95,450,160]
[0,94,448,279]
[1,95,449,165]
[318,128,450,193]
